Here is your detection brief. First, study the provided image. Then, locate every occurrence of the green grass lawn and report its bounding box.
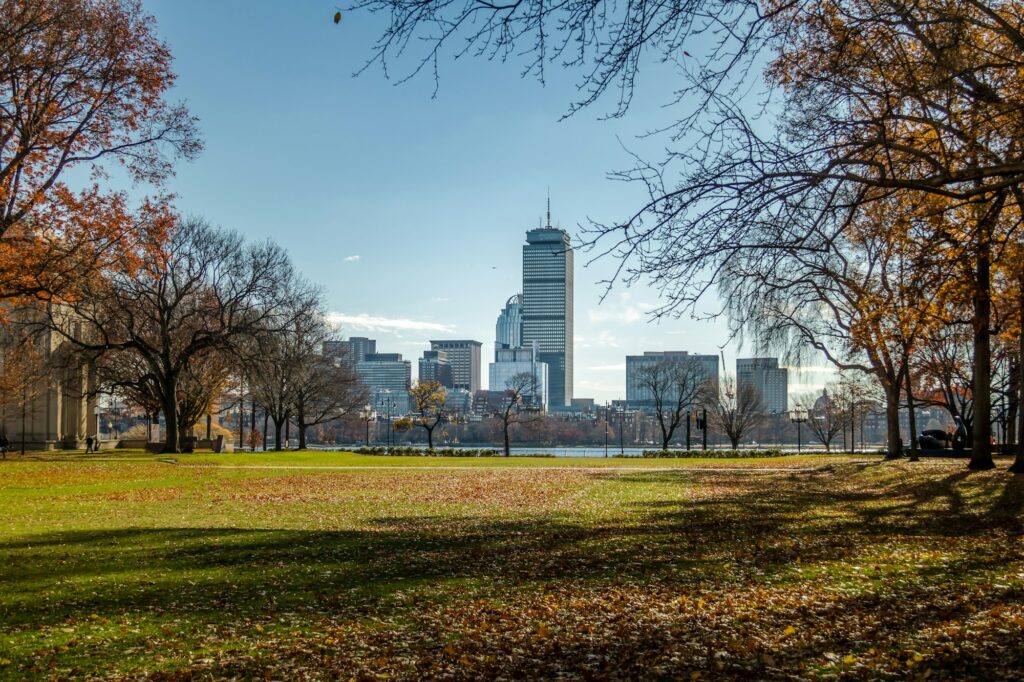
[0,451,1021,679]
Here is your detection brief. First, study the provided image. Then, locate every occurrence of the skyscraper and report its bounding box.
[736,358,789,413]
[495,293,523,351]
[521,203,573,407]
[418,350,453,388]
[429,340,482,393]
[357,352,412,414]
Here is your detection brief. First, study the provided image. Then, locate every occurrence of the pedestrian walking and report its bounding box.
[85,435,94,453]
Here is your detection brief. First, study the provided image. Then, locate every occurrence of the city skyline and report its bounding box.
[131,1,833,403]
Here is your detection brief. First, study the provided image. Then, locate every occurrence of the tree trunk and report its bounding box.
[503,420,510,457]
[970,220,995,470]
[426,425,434,450]
[1011,291,1024,473]
[162,394,179,454]
[730,435,739,449]
[883,381,901,459]
[297,402,307,450]
[285,419,290,449]
[263,411,269,452]
[906,365,920,462]
[273,418,283,451]
[1008,354,1019,448]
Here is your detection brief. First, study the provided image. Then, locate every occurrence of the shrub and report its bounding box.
[352,446,553,458]
[613,449,791,459]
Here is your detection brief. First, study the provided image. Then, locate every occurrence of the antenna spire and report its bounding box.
[546,187,551,227]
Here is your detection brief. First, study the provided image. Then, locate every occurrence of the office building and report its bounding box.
[736,358,789,414]
[444,388,473,414]
[625,351,719,409]
[429,340,482,393]
[418,350,453,388]
[495,294,524,351]
[488,342,549,410]
[521,208,573,407]
[323,337,376,366]
[357,352,411,414]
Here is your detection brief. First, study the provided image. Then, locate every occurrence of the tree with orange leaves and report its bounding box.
[0,0,200,302]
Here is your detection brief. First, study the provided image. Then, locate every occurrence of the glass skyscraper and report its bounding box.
[495,293,523,351]
[522,225,573,407]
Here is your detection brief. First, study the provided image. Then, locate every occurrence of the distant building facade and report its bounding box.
[323,337,377,366]
[418,350,453,388]
[495,294,523,350]
[488,342,549,410]
[357,352,411,414]
[443,388,473,414]
[0,324,98,450]
[736,358,789,413]
[429,340,482,393]
[625,351,719,409]
[521,221,573,407]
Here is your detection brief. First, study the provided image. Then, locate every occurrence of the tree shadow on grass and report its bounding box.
[2,462,1023,679]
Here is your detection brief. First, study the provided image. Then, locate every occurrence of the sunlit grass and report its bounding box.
[0,455,1020,679]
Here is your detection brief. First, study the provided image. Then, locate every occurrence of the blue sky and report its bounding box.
[137,0,831,401]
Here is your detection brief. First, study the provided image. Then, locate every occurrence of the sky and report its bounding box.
[134,0,832,402]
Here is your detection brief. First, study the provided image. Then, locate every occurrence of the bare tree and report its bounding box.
[634,357,707,451]
[708,375,764,450]
[795,391,844,453]
[354,0,1024,471]
[290,317,367,449]
[45,218,308,453]
[498,371,536,457]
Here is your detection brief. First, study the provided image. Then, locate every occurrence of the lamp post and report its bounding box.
[789,408,808,454]
[378,397,396,449]
[618,402,625,456]
[360,404,375,446]
[604,402,610,458]
[93,404,101,447]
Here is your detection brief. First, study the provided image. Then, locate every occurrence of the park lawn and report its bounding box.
[0,456,1021,680]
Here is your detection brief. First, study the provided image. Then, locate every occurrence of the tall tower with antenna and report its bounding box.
[521,192,574,407]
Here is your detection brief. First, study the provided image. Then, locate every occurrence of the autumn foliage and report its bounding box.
[0,0,200,303]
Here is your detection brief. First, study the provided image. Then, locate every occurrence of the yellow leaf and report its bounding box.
[444,644,457,656]
[255,624,264,632]
[783,625,796,636]
[913,652,924,662]
[697,598,705,609]
[690,672,701,680]
[843,654,855,664]
[536,623,550,638]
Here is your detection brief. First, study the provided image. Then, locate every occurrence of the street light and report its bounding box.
[378,396,396,449]
[360,404,375,446]
[789,408,808,454]
[604,401,610,458]
[93,404,101,447]
[618,402,625,456]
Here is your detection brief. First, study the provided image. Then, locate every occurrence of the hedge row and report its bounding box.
[352,446,554,458]
[614,449,790,459]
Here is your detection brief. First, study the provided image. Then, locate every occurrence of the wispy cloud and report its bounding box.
[587,292,657,324]
[343,255,361,262]
[326,312,455,334]
[587,363,626,372]
[577,330,620,349]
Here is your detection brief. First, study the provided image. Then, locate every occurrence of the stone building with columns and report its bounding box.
[0,320,98,451]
